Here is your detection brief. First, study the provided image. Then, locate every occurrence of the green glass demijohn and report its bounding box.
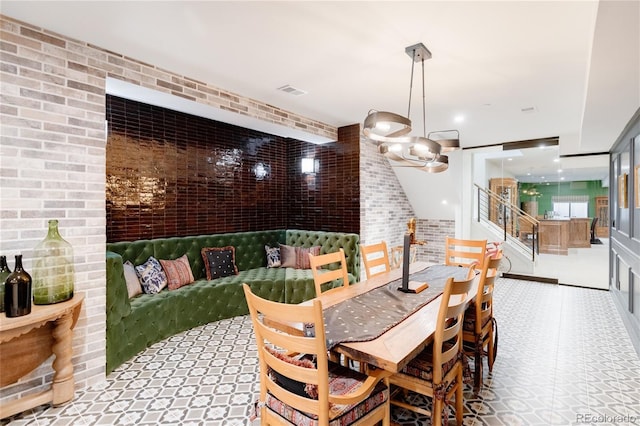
[0,255,11,312]
[32,219,75,304]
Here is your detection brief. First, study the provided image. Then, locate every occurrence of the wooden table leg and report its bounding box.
[51,311,75,406]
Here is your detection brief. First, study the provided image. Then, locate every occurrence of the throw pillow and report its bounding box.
[159,254,195,290]
[295,246,321,269]
[123,260,142,298]
[279,244,296,268]
[265,245,281,268]
[279,244,322,269]
[201,246,239,280]
[135,256,168,294]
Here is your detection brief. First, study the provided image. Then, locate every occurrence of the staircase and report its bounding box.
[475,184,539,263]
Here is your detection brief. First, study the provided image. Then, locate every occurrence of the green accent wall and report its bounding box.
[519,180,608,217]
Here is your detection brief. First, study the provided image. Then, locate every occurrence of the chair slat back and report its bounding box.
[433,271,475,383]
[360,241,391,279]
[309,248,350,297]
[445,237,487,269]
[243,284,330,422]
[474,251,501,333]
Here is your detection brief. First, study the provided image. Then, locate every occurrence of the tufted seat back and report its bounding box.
[286,229,360,279]
[105,229,359,373]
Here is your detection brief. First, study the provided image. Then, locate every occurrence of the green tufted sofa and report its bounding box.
[105,229,360,373]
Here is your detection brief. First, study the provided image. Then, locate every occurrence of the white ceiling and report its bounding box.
[485,146,610,183]
[2,1,638,182]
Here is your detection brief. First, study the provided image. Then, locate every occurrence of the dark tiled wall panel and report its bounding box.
[286,125,360,234]
[106,97,359,242]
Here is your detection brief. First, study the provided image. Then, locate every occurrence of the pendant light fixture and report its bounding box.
[363,42,460,172]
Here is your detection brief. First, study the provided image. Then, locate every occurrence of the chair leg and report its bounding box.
[432,397,443,426]
[455,369,464,425]
[488,327,495,372]
[474,335,483,393]
[383,378,390,426]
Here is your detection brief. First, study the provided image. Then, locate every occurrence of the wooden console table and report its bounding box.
[0,294,84,419]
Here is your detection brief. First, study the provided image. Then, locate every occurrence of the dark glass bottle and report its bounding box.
[0,255,11,313]
[5,254,32,317]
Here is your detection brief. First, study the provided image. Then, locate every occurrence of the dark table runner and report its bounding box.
[323,264,472,350]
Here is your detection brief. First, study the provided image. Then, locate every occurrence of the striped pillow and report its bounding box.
[160,254,195,290]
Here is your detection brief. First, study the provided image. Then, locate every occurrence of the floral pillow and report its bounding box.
[265,245,281,268]
[135,256,168,294]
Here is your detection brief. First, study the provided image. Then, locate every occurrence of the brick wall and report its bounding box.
[359,135,455,276]
[359,135,416,274]
[0,14,338,404]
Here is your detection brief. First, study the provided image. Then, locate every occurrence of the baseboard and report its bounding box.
[502,273,558,284]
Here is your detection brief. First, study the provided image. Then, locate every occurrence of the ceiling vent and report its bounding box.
[277,85,307,96]
[521,106,537,113]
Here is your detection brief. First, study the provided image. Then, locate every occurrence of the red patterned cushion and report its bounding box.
[265,347,318,399]
[295,246,321,269]
[400,342,458,381]
[279,244,321,269]
[159,254,194,290]
[265,362,388,426]
[463,306,491,332]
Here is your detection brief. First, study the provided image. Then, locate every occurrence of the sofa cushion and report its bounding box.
[135,256,168,294]
[160,254,195,290]
[123,261,142,298]
[202,246,239,280]
[280,244,320,269]
[280,244,296,268]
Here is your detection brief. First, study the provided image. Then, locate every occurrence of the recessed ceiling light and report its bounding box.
[508,158,513,161]
[454,115,465,123]
[558,169,563,173]
[553,158,560,163]
[560,177,565,181]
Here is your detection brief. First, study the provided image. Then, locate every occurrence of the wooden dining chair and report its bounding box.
[463,249,501,393]
[360,241,391,279]
[389,270,475,426]
[444,237,487,270]
[308,248,350,297]
[242,284,391,426]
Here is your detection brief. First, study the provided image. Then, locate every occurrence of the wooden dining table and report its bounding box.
[302,261,479,374]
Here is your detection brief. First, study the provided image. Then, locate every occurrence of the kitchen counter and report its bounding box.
[538,218,591,255]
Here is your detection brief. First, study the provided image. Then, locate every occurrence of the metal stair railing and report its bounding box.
[475,184,539,262]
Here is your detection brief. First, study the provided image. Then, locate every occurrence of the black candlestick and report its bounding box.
[398,232,412,293]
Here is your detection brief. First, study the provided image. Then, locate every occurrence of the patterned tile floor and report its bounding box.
[3,278,640,426]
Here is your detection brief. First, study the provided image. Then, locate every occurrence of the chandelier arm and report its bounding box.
[363,42,457,173]
[407,48,417,119]
[421,58,426,137]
